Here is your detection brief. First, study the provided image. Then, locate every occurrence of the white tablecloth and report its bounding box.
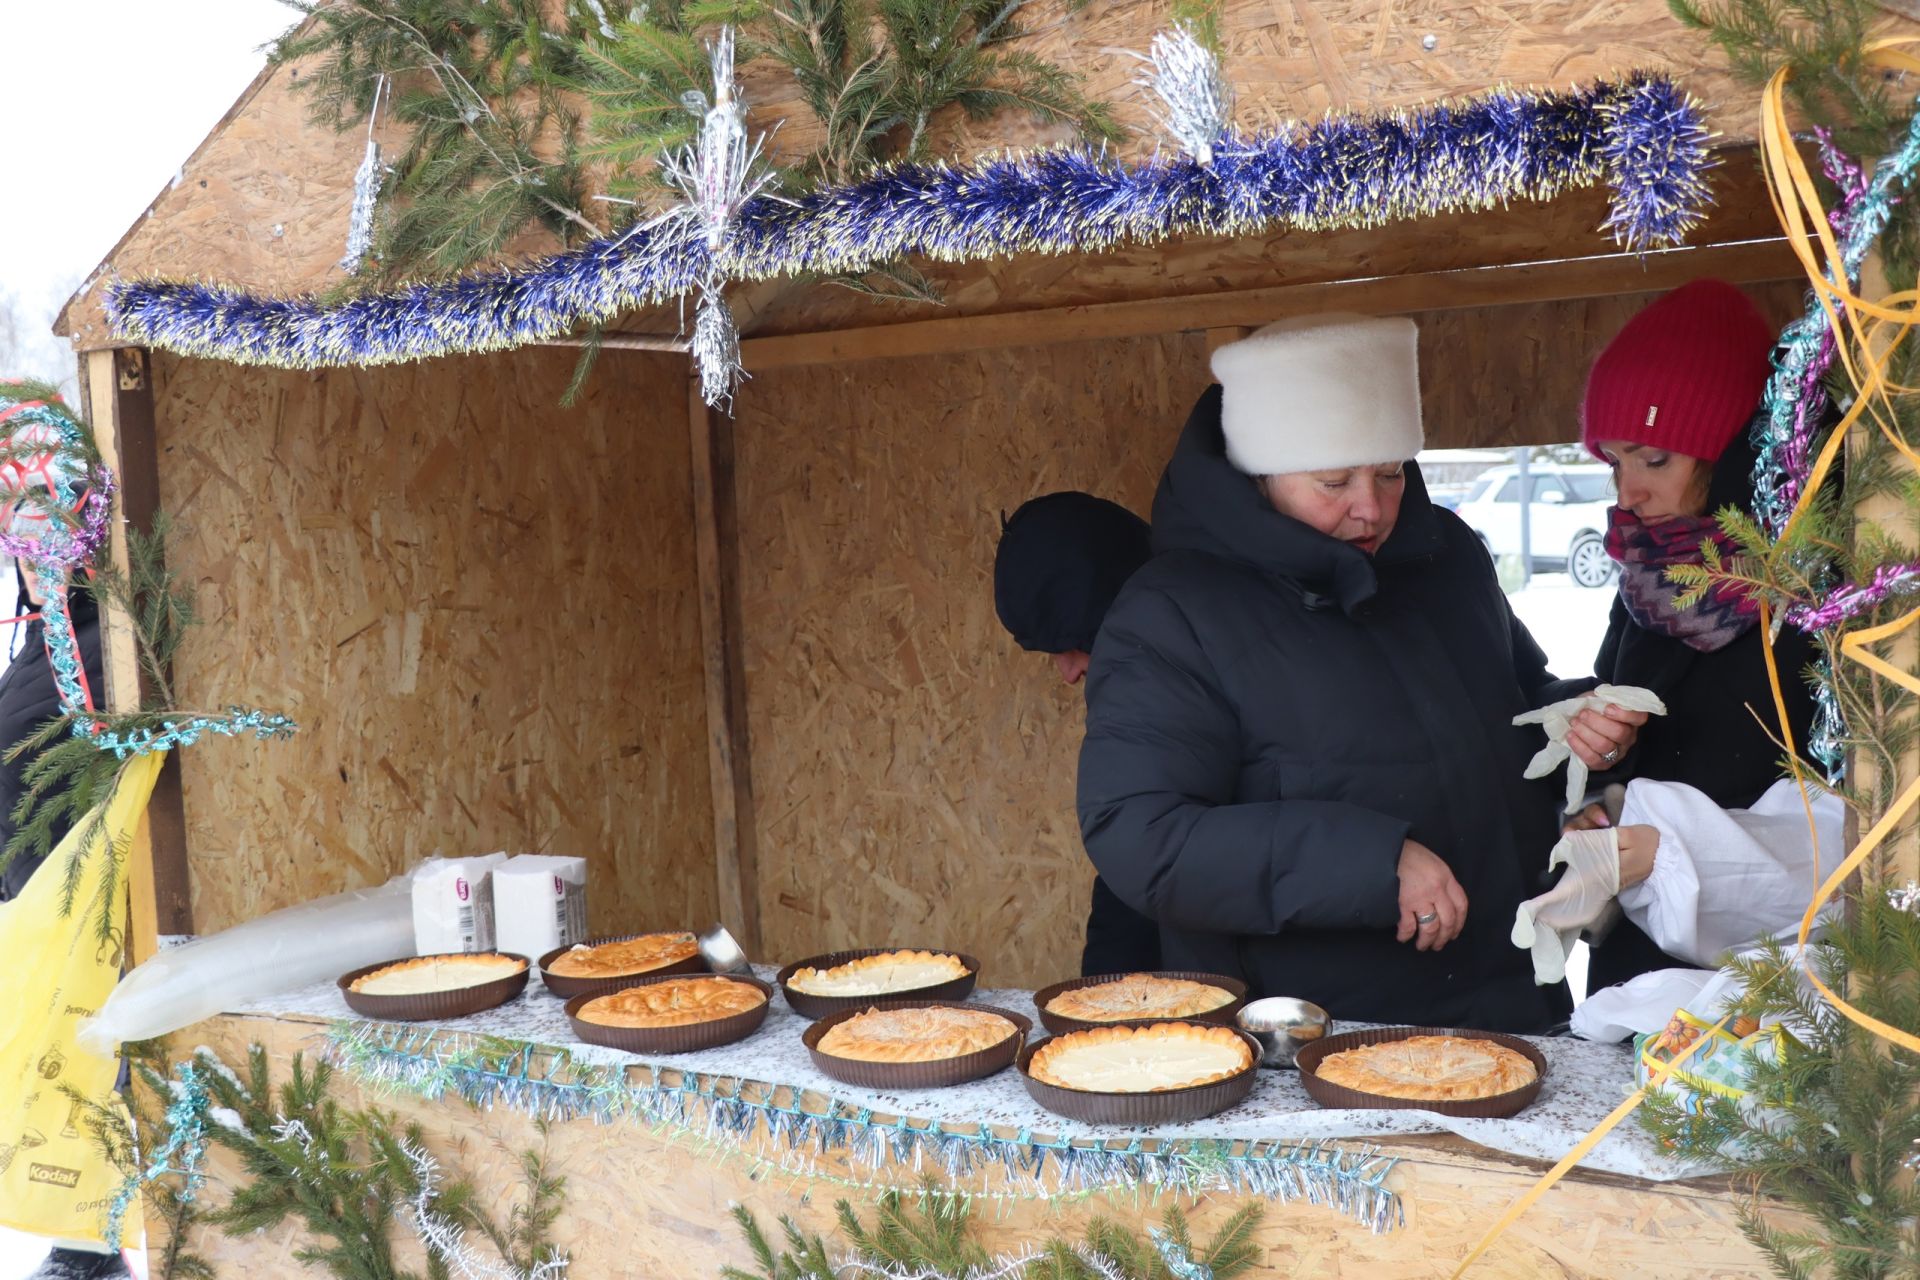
[237,968,1709,1181]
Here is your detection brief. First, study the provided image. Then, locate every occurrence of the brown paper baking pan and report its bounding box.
[1292,1025,1548,1119]
[1015,1022,1263,1126]
[338,953,531,1022]
[1031,971,1248,1035]
[537,931,707,999]
[776,948,979,1020]
[802,1000,1031,1089]
[563,974,774,1054]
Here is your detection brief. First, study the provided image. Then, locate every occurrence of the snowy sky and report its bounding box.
[0,0,296,391]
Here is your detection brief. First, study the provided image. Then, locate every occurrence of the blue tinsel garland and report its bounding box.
[108,74,1709,372]
[326,1021,1405,1233]
[104,1061,211,1247]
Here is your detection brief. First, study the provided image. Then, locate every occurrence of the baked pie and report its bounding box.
[1044,974,1235,1022]
[576,977,767,1028]
[1026,1023,1252,1093]
[786,950,970,997]
[546,932,698,979]
[1312,1035,1537,1101]
[349,953,526,996]
[816,1006,1016,1063]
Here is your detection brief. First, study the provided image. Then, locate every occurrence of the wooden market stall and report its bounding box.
[50,1,1875,1275]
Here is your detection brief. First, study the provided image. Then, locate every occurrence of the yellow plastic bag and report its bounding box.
[0,750,164,1245]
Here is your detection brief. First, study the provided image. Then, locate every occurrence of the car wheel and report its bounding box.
[1568,533,1616,588]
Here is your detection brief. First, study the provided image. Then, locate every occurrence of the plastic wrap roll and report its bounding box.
[79,874,416,1052]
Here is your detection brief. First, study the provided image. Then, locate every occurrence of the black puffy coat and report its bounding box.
[1077,388,1574,1033]
[0,579,105,902]
[1586,429,1820,988]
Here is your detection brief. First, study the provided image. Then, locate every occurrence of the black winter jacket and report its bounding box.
[1077,388,1573,1033]
[1586,429,1820,988]
[0,580,105,902]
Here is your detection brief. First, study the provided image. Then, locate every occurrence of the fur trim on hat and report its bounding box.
[1209,314,1424,474]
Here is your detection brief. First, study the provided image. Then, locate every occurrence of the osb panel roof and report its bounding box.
[60,0,1812,350]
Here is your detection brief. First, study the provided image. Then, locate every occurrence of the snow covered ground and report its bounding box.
[1506,571,1616,682]
[0,1231,41,1280]
[0,1233,141,1280]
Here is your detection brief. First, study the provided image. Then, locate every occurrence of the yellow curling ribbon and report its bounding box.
[1454,39,1920,1275]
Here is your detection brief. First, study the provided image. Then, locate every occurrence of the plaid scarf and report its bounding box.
[1603,506,1760,653]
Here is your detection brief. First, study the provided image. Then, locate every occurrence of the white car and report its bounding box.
[1455,464,1618,588]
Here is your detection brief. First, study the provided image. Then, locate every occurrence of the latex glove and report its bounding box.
[1511,827,1621,985]
[1513,683,1668,813]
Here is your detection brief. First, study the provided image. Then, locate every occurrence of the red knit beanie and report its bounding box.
[1581,279,1775,462]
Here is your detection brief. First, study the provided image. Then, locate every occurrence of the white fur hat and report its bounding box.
[1210,314,1424,475]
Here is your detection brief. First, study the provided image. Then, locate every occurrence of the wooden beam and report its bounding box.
[1848,249,1920,884]
[688,374,762,955]
[739,237,1804,371]
[538,333,689,354]
[85,349,195,961]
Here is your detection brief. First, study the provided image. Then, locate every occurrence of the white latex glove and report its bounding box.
[1511,827,1622,985]
[1512,683,1668,813]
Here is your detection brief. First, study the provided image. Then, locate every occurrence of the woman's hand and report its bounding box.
[1562,803,1610,834]
[1566,703,1648,771]
[1396,839,1469,951]
[1617,824,1659,887]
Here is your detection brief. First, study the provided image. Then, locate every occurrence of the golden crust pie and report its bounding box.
[816,1006,1016,1063]
[1026,1023,1252,1093]
[1312,1036,1537,1101]
[349,954,526,996]
[786,950,970,997]
[546,932,698,979]
[1044,974,1235,1022]
[577,977,767,1028]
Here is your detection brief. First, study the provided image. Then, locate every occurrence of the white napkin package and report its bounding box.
[410,853,508,954]
[493,854,590,961]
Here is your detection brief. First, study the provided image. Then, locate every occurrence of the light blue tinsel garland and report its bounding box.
[325,1021,1405,1233]
[103,1061,211,1247]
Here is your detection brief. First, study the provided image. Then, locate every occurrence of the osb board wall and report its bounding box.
[168,1011,1781,1279]
[63,0,1803,346]
[1421,278,1810,449]
[148,346,715,936]
[731,283,1806,986]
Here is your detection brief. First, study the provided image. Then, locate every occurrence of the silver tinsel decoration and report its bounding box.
[339,75,389,276]
[657,28,780,409]
[833,1248,1131,1280]
[1134,25,1233,164]
[327,1022,1405,1232]
[692,289,743,411]
[400,1140,570,1280]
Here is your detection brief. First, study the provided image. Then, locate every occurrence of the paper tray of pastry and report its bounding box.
[1292,1025,1547,1119]
[1015,1021,1262,1126]
[538,931,705,998]
[776,948,979,1019]
[564,973,773,1054]
[1030,971,1247,1035]
[339,952,531,1022]
[802,1000,1031,1089]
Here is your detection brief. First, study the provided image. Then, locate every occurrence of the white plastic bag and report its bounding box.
[1617,778,1842,967]
[79,873,416,1052]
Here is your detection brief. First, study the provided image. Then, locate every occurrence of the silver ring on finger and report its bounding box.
[1602,748,1620,764]
[1416,911,1439,926]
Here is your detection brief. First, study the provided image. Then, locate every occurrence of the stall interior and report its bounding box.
[151,275,1804,988]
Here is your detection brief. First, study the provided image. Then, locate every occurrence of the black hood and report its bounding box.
[1704,410,1764,514]
[1149,386,1444,615]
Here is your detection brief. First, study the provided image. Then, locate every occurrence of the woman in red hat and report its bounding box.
[1577,279,1819,990]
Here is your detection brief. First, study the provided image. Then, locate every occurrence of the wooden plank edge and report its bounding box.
[688,371,763,954]
[738,237,1806,371]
